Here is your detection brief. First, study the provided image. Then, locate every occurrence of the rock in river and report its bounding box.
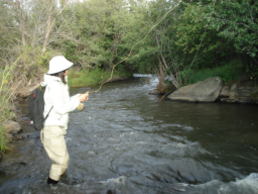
[1,120,22,134]
[167,77,223,102]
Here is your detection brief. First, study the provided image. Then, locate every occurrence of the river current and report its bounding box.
[0,75,258,194]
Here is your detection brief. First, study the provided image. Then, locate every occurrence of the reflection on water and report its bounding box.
[0,78,258,194]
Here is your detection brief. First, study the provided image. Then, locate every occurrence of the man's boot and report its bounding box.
[47,177,59,185]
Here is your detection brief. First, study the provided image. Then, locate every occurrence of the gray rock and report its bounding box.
[12,133,31,140]
[221,85,257,103]
[237,87,253,97]
[6,133,13,139]
[237,97,252,103]
[1,120,22,134]
[229,90,237,99]
[221,98,237,103]
[220,86,230,97]
[167,77,223,102]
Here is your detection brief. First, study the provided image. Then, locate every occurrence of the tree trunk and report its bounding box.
[155,32,179,89]
[42,0,68,53]
[12,0,26,47]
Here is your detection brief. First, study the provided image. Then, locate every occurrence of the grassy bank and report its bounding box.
[183,61,244,85]
[0,67,16,154]
[0,126,9,153]
[68,68,133,88]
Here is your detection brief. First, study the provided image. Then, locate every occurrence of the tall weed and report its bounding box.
[0,56,23,153]
[0,126,9,153]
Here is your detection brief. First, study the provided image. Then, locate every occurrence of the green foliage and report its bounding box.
[60,0,148,71]
[0,66,16,123]
[246,62,258,81]
[0,125,9,153]
[116,64,133,78]
[68,68,131,88]
[0,65,15,154]
[175,1,234,69]
[181,60,244,85]
[173,0,258,76]
[1,0,257,99]
[211,0,258,58]
[18,47,59,81]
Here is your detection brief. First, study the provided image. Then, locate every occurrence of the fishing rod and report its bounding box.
[77,76,105,110]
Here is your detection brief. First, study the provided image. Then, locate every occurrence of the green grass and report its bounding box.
[68,68,132,88]
[0,67,16,154]
[0,125,9,153]
[184,61,244,85]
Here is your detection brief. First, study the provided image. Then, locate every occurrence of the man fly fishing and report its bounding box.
[40,56,89,185]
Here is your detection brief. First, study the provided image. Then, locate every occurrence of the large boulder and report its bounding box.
[1,120,22,134]
[167,77,223,102]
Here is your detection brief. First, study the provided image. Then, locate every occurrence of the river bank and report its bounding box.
[150,76,258,104]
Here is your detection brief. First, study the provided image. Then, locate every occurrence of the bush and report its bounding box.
[181,61,244,85]
[68,68,131,88]
[0,126,10,153]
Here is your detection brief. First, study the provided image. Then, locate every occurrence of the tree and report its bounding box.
[211,0,258,67]
[126,0,184,89]
[60,0,149,71]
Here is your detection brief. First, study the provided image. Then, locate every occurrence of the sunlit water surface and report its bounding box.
[0,75,258,194]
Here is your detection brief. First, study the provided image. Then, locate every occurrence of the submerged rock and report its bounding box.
[1,120,35,141]
[12,132,31,140]
[220,98,238,103]
[167,77,223,102]
[149,89,163,95]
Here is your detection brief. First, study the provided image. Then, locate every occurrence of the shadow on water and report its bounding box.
[0,78,258,194]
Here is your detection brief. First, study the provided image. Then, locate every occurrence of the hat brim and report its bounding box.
[47,63,74,75]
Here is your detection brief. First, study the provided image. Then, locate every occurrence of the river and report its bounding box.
[0,75,258,194]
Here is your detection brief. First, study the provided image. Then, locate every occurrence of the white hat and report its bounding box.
[47,56,74,74]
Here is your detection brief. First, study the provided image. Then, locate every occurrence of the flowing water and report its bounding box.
[0,75,258,194]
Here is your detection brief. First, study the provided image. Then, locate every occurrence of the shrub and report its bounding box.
[0,125,9,153]
[181,61,244,85]
[68,68,131,88]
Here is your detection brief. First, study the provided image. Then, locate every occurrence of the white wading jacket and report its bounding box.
[41,74,80,129]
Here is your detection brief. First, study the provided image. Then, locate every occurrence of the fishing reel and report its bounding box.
[77,103,84,110]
